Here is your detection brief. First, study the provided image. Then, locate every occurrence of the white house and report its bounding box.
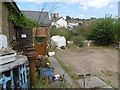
[67,20,84,30]
[68,22,79,29]
[51,18,67,28]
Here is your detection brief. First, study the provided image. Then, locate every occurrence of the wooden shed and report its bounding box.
[32,26,49,56]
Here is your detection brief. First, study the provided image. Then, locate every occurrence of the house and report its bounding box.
[1,1,34,51]
[67,20,84,30]
[51,17,68,28]
[50,12,59,20]
[1,1,22,47]
[0,1,28,89]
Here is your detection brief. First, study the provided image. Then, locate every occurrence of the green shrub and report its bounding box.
[50,27,73,40]
[33,72,45,88]
[75,20,97,40]
[73,36,85,47]
[90,15,116,46]
[112,20,120,42]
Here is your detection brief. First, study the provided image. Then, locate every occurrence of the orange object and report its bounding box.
[32,27,49,56]
[24,47,37,87]
[33,38,47,56]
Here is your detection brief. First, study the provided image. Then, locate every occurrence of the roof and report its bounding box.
[22,11,51,26]
[67,20,83,23]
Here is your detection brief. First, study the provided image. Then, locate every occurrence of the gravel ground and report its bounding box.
[56,46,118,88]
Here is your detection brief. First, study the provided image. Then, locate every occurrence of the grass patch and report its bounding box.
[91,46,117,50]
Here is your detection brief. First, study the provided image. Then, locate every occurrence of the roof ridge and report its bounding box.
[21,10,48,13]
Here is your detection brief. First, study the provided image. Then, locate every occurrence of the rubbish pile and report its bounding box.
[83,40,94,46]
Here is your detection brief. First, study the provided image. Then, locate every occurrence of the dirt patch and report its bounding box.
[56,46,118,88]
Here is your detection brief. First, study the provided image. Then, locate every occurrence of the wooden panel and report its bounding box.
[32,27,49,37]
[33,38,47,56]
[17,27,33,51]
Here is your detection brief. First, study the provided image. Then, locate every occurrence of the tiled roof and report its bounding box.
[22,11,51,26]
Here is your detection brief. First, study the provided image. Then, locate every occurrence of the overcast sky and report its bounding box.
[15,0,119,19]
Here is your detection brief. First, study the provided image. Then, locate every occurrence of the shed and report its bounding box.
[32,27,48,55]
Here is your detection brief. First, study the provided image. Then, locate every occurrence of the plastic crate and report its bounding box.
[40,68,52,77]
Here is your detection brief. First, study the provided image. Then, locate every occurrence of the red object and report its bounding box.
[24,47,37,87]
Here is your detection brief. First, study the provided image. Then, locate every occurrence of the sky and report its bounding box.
[14,0,119,19]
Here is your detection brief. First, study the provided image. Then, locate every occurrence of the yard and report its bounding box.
[55,46,118,88]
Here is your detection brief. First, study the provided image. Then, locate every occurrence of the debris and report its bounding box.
[83,40,94,46]
[67,41,73,44]
[48,52,55,56]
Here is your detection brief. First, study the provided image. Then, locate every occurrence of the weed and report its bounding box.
[33,72,45,88]
[91,46,117,50]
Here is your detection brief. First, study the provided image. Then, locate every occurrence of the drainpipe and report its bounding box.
[24,47,37,87]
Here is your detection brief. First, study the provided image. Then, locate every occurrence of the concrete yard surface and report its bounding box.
[56,46,118,88]
[77,77,112,88]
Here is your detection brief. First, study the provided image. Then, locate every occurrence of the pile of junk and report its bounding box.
[0,35,28,89]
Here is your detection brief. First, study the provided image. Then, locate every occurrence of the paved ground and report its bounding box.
[77,77,112,88]
[48,57,78,88]
[48,56,115,89]
[55,46,118,88]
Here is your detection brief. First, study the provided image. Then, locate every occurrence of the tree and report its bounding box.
[74,15,119,46]
[75,20,97,40]
[112,20,120,42]
[90,17,96,20]
[90,15,117,46]
[66,16,71,20]
[50,27,73,40]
